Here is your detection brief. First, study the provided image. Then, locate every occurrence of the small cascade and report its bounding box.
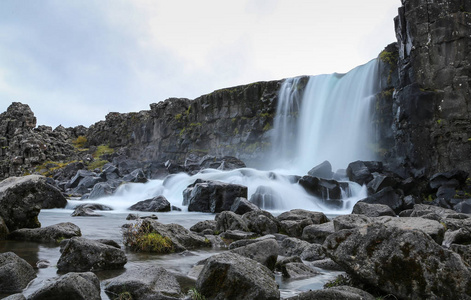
[271,59,380,173]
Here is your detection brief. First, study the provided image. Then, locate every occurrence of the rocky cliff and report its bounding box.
[86,80,280,167]
[375,0,471,177]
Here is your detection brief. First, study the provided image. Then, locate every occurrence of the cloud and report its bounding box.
[0,0,400,128]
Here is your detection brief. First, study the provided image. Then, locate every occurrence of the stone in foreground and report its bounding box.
[0,252,36,293]
[28,272,100,300]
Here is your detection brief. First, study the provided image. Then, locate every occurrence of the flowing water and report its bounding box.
[0,59,380,299]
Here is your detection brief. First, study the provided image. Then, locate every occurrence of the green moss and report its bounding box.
[262,123,272,131]
[437,119,442,125]
[123,222,175,254]
[233,127,239,135]
[72,135,87,148]
[189,288,206,300]
[189,122,202,128]
[379,50,398,68]
[175,113,183,121]
[468,138,471,142]
[93,144,114,158]
[87,159,108,171]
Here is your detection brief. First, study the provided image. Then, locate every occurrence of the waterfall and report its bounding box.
[271,59,380,173]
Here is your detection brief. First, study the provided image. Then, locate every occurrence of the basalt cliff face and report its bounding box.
[376,0,471,177]
[86,80,280,167]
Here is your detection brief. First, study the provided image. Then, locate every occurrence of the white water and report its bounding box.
[271,59,380,173]
[72,59,380,213]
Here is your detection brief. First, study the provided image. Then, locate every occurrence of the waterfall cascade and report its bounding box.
[75,59,381,213]
[271,59,380,173]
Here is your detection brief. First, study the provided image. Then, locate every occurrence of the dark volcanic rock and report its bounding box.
[286,286,375,300]
[129,195,171,212]
[0,252,36,293]
[28,272,101,300]
[324,223,471,299]
[196,252,280,300]
[0,175,67,231]
[8,222,81,243]
[105,265,182,299]
[277,209,329,238]
[183,179,248,213]
[242,210,279,235]
[351,202,396,217]
[298,176,345,200]
[346,161,383,185]
[230,238,279,271]
[249,185,283,209]
[57,237,127,272]
[230,196,260,214]
[307,160,333,179]
[215,211,249,232]
[359,186,409,214]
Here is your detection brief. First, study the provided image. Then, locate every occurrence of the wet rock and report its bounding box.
[298,176,345,201]
[71,205,104,217]
[122,168,148,183]
[249,185,283,209]
[351,202,396,217]
[8,222,81,243]
[183,179,248,213]
[346,161,383,185]
[105,265,182,300]
[2,293,26,300]
[190,220,216,234]
[286,286,375,300]
[220,230,258,241]
[307,160,333,179]
[367,172,399,194]
[242,210,279,235]
[68,170,96,189]
[0,175,67,231]
[0,252,36,293]
[129,195,171,212]
[277,209,329,237]
[230,238,279,270]
[230,196,260,215]
[301,222,335,244]
[0,216,8,240]
[88,182,115,199]
[140,219,211,252]
[359,186,408,214]
[28,272,100,300]
[57,237,127,272]
[196,252,280,300]
[199,155,246,171]
[276,256,319,279]
[324,223,471,299]
[215,211,248,232]
[308,258,343,271]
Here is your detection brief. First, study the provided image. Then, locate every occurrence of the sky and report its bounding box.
[0,0,400,128]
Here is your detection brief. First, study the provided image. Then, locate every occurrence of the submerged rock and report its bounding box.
[8,222,81,243]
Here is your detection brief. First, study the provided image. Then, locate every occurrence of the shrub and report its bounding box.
[93,144,114,158]
[72,136,87,148]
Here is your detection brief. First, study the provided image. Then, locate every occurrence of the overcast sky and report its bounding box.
[0,0,400,128]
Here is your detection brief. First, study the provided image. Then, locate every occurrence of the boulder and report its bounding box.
[99,164,120,181]
[242,210,279,235]
[138,219,211,252]
[307,160,333,179]
[279,237,326,261]
[309,258,343,271]
[71,205,104,217]
[301,222,335,244]
[333,214,372,231]
[67,170,96,189]
[450,244,471,267]
[88,182,115,199]
[276,257,319,279]
[183,179,247,213]
[230,196,260,214]
[129,196,171,212]
[249,185,283,209]
[28,272,100,300]
[351,201,396,217]
[298,176,345,201]
[324,223,471,299]
[57,237,127,272]
[346,161,383,185]
[366,172,399,194]
[122,168,148,183]
[454,199,471,214]
[190,220,216,234]
[8,222,81,243]
[230,238,279,270]
[220,230,258,241]
[277,209,329,237]
[105,265,182,300]
[0,175,67,231]
[2,294,26,300]
[196,252,280,300]
[376,216,446,244]
[429,170,468,190]
[198,155,246,171]
[0,252,36,293]
[359,186,409,214]
[286,286,375,300]
[443,228,471,248]
[215,211,248,232]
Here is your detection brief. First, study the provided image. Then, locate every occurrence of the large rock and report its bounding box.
[346,161,383,185]
[351,201,396,217]
[57,237,127,272]
[359,186,409,214]
[249,185,283,209]
[286,286,375,300]
[0,175,67,231]
[136,219,211,252]
[277,209,329,237]
[279,237,325,261]
[183,179,248,213]
[242,210,279,235]
[129,196,171,212]
[230,196,260,215]
[301,222,335,244]
[0,252,36,293]
[196,252,280,300]
[215,210,248,233]
[376,216,446,244]
[298,176,345,201]
[230,238,279,270]
[28,272,100,300]
[105,265,182,300]
[307,160,333,179]
[8,222,81,243]
[324,223,471,299]
[0,216,8,240]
